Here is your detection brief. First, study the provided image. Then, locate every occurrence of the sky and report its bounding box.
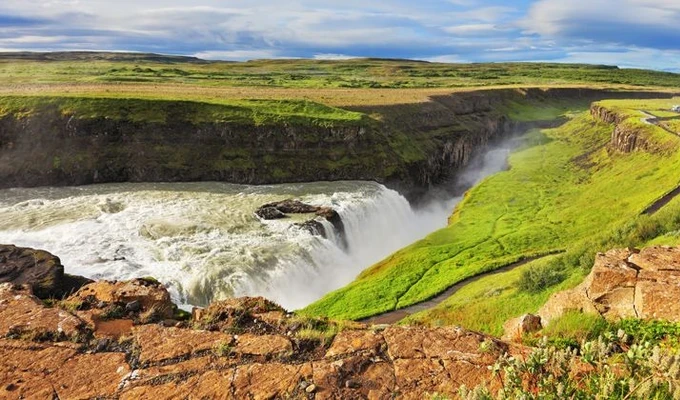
[0,0,678,71]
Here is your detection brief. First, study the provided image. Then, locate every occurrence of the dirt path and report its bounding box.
[359,253,558,325]
[642,185,680,215]
[639,110,680,136]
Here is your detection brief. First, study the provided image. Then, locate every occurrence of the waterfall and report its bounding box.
[0,143,512,310]
[237,185,454,309]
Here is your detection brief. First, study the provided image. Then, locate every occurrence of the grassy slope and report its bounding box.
[302,98,680,321]
[0,95,366,127]
[407,193,680,337]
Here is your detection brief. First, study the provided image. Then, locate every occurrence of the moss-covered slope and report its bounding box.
[303,96,680,321]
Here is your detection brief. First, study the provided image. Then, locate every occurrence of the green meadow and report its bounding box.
[2,55,680,89]
[0,95,367,127]
[303,98,680,326]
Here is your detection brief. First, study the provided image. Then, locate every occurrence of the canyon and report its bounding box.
[0,88,670,201]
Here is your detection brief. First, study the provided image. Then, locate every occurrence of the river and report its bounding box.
[0,148,510,310]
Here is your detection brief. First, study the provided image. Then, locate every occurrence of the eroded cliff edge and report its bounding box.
[0,88,670,200]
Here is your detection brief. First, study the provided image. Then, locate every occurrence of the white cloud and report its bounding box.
[523,0,680,48]
[192,49,283,61]
[444,23,509,36]
[313,53,357,60]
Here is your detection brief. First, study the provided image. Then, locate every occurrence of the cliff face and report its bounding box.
[0,88,670,199]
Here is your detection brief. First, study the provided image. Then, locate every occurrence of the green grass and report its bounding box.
[400,255,585,336]
[302,102,680,322]
[0,95,367,127]
[1,55,679,89]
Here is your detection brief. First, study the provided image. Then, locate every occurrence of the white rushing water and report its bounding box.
[0,148,510,310]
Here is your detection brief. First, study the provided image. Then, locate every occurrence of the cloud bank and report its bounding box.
[0,0,677,70]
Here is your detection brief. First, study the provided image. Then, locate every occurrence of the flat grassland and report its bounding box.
[303,98,680,330]
[0,53,679,112]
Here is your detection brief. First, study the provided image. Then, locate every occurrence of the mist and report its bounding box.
[244,140,516,309]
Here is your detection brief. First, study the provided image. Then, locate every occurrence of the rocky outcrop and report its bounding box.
[536,246,680,326]
[0,284,88,341]
[590,104,655,153]
[0,280,518,399]
[0,244,92,299]
[256,200,347,246]
[610,125,651,153]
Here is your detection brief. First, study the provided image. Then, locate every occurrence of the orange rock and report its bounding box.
[49,352,130,399]
[120,378,199,400]
[325,329,385,357]
[0,284,86,340]
[629,246,680,271]
[134,325,233,364]
[234,333,292,357]
[536,246,680,324]
[384,326,504,364]
[502,314,542,342]
[233,362,312,399]
[69,278,175,319]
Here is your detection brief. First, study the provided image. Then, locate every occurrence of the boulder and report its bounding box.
[193,296,285,334]
[255,206,286,220]
[0,244,92,299]
[258,199,319,215]
[502,314,543,342]
[68,278,176,321]
[536,246,680,325]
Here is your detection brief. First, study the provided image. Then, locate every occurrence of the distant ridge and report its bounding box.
[0,51,212,64]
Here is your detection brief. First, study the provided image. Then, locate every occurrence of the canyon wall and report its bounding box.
[0,88,670,199]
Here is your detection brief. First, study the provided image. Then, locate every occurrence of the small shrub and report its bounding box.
[214,341,234,357]
[517,264,566,293]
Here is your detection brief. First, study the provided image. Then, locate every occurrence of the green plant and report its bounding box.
[517,264,567,293]
[214,341,234,357]
[463,334,680,399]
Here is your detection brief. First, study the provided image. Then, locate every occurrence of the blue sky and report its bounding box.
[0,0,678,71]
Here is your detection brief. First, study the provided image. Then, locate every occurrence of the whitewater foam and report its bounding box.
[0,145,511,310]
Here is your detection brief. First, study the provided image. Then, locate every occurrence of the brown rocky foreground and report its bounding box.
[7,243,680,399]
[0,244,518,399]
[0,282,515,400]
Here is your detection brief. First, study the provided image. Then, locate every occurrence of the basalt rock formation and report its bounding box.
[0,88,670,202]
[534,246,680,328]
[590,104,655,153]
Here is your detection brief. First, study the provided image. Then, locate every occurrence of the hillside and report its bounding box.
[304,96,680,332]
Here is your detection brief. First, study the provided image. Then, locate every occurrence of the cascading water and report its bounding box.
[0,146,511,310]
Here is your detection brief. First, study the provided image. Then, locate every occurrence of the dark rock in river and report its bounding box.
[258,200,320,216]
[0,244,93,299]
[255,206,286,220]
[295,220,326,237]
[256,200,348,249]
